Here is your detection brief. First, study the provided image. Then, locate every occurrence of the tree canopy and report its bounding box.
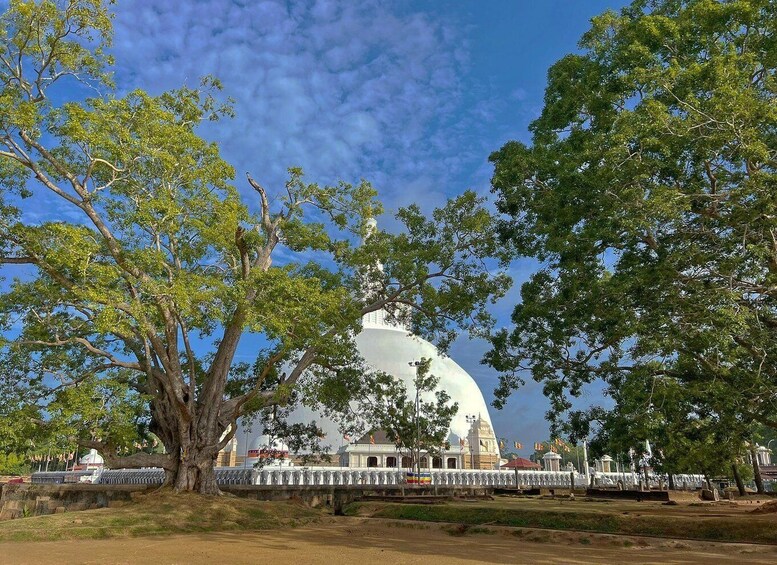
[0,0,510,493]
[487,0,777,462]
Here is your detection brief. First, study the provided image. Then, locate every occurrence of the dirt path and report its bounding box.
[3,517,777,564]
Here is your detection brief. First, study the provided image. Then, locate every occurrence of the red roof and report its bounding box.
[501,457,541,470]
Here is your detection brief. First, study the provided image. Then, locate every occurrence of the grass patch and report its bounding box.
[0,492,319,543]
[346,500,777,545]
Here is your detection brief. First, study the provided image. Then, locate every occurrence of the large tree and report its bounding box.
[0,0,510,493]
[487,0,777,445]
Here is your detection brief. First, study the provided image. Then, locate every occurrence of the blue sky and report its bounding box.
[14,0,632,454]
[114,0,630,451]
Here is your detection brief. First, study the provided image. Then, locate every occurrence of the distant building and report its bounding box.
[501,457,541,471]
[215,434,291,468]
[338,430,467,469]
[74,449,104,471]
[465,415,500,470]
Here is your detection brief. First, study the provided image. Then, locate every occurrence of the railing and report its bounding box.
[31,467,256,487]
[30,466,706,490]
[30,470,96,484]
[100,468,164,485]
[99,467,255,486]
[251,467,586,488]
[592,472,705,489]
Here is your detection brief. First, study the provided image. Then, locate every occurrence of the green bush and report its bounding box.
[0,452,30,475]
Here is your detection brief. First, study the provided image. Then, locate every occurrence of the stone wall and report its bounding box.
[0,483,495,520]
[0,483,151,520]
[225,484,494,515]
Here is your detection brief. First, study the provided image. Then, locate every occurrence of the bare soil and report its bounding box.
[2,516,777,564]
[751,500,777,514]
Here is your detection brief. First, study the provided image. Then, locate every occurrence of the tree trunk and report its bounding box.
[732,463,746,497]
[150,395,225,495]
[173,454,220,494]
[144,366,230,495]
[749,443,765,494]
[668,472,675,490]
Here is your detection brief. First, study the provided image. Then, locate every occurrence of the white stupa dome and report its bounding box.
[284,309,498,449]
[248,434,289,454]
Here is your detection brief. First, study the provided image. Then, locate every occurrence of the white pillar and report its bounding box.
[582,441,590,484]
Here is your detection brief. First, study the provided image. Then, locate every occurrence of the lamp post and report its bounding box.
[465,414,476,469]
[408,360,423,483]
[767,439,776,465]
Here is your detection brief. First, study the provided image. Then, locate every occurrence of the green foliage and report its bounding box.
[487,0,777,466]
[0,451,29,475]
[357,358,458,466]
[299,357,459,467]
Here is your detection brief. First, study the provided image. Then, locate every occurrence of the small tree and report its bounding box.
[351,358,458,478]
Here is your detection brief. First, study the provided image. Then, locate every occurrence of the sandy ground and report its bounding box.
[2,517,777,565]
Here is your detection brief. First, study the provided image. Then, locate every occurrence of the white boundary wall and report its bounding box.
[31,467,707,489]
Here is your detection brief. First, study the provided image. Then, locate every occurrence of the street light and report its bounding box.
[464,414,476,469]
[408,360,423,482]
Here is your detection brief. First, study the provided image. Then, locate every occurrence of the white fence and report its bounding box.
[592,471,705,490]
[252,467,584,488]
[31,467,252,487]
[31,466,707,490]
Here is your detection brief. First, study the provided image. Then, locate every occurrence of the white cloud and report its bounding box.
[110,0,492,214]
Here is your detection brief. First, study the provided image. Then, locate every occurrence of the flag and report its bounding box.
[369,434,375,445]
